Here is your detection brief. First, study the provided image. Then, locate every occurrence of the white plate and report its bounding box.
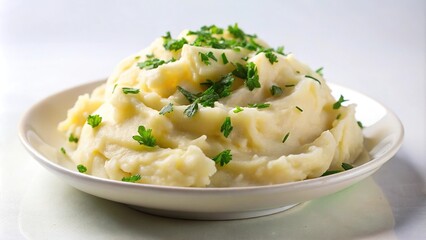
[18,80,404,220]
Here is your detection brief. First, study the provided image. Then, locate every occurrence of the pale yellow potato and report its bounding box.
[59,27,364,187]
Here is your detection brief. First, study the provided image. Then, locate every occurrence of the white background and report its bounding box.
[1,0,425,239]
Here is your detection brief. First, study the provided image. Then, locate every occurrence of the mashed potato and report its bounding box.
[58,24,364,187]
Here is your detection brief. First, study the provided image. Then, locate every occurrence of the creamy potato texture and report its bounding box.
[58,24,364,187]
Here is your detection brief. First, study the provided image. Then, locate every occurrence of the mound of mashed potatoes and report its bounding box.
[58,24,364,187]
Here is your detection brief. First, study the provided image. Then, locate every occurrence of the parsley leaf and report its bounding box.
[248,103,270,109]
[282,132,290,143]
[232,63,247,79]
[60,147,66,154]
[212,149,232,166]
[87,114,102,128]
[132,126,157,147]
[276,46,285,55]
[315,67,324,76]
[295,106,303,112]
[122,174,141,183]
[77,164,87,173]
[184,101,199,117]
[159,103,173,115]
[221,117,233,138]
[221,52,229,64]
[233,106,244,113]
[68,133,79,143]
[246,62,261,90]
[342,163,354,170]
[270,85,283,96]
[162,31,188,51]
[137,58,175,70]
[333,95,348,109]
[305,75,322,85]
[357,121,364,129]
[227,23,246,39]
[179,73,234,117]
[199,51,217,65]
[122,87,140,94]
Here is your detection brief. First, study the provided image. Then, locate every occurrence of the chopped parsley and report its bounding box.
[333,95,348,109]
[295,106,303,112]
[305,75,322,85]
[357,121,364,129]
[68,133,79,143]
[322,163,355,176]
[246,62,261,90]
[212,149,232,166]
[342,163,354,170]
[282,132,290,143]
[285,84,295,87]
[232,63,247,79]
[132,125,157,147]
[233,106,244,113]
[221,52,229,64]
[87,114,102,128]
[248,103,270,109]
[146,54,154,59]
[60,147,66,154]
[220,117,233,138]
[122,174,141,183]
[315,67,324,76]
[77,164,87,173]
[227,23,246,40]
[262,49,278,64]
[270,85,283,96]
[122,87,140,94]
[199,51,217,65]
[112,84,118,93]
[159,103,173,115]
[137,58,175,70]
[134,56,141,60]
[178,73,234,117]
[336,113,342,120]
[276,46,285,55]
[162,31,188,51]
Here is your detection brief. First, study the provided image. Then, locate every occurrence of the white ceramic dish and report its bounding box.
[19,80,403,220]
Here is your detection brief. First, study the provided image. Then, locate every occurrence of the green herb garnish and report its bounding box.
[69,133,79,143]
[221,52,229,64]
[87,114,102,128]
[199,51,217,65]
[60,147,66,154]
[315,67,324,76]
[305,75,321,85]
[282,132,290,143]
[333,95,348,109]
[159,103,173,115]
[270,85,283,96]
[264,50,278,64]
[295,106,303,112]
[122,87,140,94]
[178,73,234,117]
[132,125,157,147]
[246,62,261,90]
[285,84,295,87]
[342,163,354,170]
[248,103,270,109]
[233,106,244,113]
[77,164,87,173]
[162,31,188,51]
[357,121,364,129]
[220,117,233,138]
[122,174,141,183]
[212,149,232,166]
[137,58,175,70]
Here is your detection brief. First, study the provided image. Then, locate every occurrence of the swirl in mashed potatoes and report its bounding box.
[58,24,364,187]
